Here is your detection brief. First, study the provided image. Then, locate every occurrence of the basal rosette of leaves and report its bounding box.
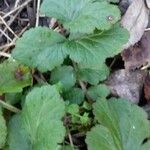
[1,0,150,150]
[12,0,129,72]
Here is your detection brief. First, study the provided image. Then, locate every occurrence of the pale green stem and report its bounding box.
[0,99,21,113]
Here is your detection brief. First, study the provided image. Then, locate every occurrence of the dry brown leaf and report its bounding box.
[144,75,150,102]
[122,31,150,70]
[119,0,133,14]
[121,0,149,49]
[106,69,147,104]
[122,46,143,70]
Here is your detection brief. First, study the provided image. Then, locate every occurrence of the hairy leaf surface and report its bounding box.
[63,88,84,104]
[41,0,120,34]
[86,98,150,150]
[8,85,66,150]
[77,64,109,85]
[86,125,116,150]
[87,84,110,100]
[50,66,76,91]
[0,108,7,149]
[65,24,128,69]
[12,27,67,72]
[12,25,128,72]
[8,115,30,150]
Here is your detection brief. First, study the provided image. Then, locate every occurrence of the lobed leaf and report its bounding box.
[8,85,66,150]
[77,64,109,85]
[12,27,67,72]
[65,24,129,69]
[12,24,128,72]
[40,0,120,34]
[86,125,116,150]
[86,98,150,150]
[87,84,110,100]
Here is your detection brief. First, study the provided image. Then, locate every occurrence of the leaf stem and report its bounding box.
[72,62,92,102]
[68,131,75,150]
[0,99,21,113]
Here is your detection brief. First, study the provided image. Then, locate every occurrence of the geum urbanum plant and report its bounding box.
[12,0,128,72]
[0,0,150,150]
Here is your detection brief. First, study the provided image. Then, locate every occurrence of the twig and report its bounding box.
[14,0,21,8]
[4,0,9,7]
[72,62,87,93]
[0,99,21,113]
[145,28,150,31]
[79,80,87,93]
[109,58,116,68]
[0,42,15,51]
[68,132,75,150]
[18,23,30,37]
[72,132,85,138]
[0,16,18,39]
[50,18,57,29]
[3,0,32,19]
[0,7,23,38]
[72,61,92,102]
[141,63,150,70]
[33,74,48,85]
[0,52,11,58]
[36,0,41,27]
[0,29,13,42]
[54,26,61,32]
[0,24,29,51]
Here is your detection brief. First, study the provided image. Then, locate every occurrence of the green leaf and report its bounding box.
[12,27,67,72]
[86,125,116,150]
[5,93,22,105]
[87,84,110,100]
[66,104,79,115]
[8,115,30,150]
[80,112,90,125]
[77,64,109,85]
[66,24,129,69]
[82,101,92,110]
[86,98,150,150]
[108,0,119,3]
[0,60,32,95]
[0,108,7,149]
[13,25,128,72]
[50,66,76,91]
[22,85,66,150]
[41,0,120,34]
[141,141,150,150]
[63,88,84,105]
[9,85,66,150]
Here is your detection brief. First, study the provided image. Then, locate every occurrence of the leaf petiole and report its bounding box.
[0,99,21,113]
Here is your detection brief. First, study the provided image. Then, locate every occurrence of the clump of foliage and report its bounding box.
[0,0,150,149]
